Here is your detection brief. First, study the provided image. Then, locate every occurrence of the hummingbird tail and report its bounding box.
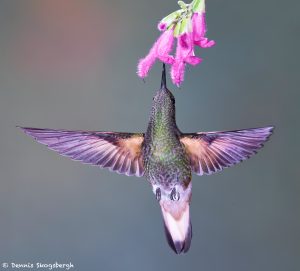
[160,203,192,254]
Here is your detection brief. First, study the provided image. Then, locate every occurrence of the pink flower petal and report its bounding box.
[192,12,215,48]
[194,38,216,48]
[137,43,158,78]
[137,29,175,78]
[185,56,202,65]
[192,12,206,42]
[137,56,155,78]
[170,32,201,86]
[156,29,175,64]
[171,60,185,86]
[178,33,193,58]
[194,38,215,48]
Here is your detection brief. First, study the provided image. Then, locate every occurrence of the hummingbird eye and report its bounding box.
[155,188,161,201]
[170,187,180,201]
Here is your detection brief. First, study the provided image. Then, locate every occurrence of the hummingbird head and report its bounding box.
[151,64,176,122]
[153,182,192,254]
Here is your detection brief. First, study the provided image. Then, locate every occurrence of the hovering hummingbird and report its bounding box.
[19,64,273,254]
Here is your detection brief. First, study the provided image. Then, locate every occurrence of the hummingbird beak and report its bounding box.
[160,200,192,254]
[160,63,167,90]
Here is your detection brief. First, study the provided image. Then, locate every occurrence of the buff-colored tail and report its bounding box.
[160,202,192,254]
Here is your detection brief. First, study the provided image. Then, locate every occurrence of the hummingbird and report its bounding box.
[19,64,273,254]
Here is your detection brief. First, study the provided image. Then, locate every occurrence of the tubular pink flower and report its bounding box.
[171,32,202,86]
[192,12,215,48]
[137,29,175,78]
[192,12,206,40]
[138,0,215,85]
[137,45,157,78]
[156,29,175,64]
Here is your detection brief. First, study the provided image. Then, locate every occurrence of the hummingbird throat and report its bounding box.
[149,65,177,138]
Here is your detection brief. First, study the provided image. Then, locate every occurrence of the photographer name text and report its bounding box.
[2,262,74,270]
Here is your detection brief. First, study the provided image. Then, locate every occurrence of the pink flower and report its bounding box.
[171,32,202,86]
[137,0,215,86]
[137,29,175,78]
[192,12,215,48]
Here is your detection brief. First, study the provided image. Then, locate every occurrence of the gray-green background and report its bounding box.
[1,0,299,270]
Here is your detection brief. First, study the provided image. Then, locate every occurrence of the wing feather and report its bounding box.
[180,126,274,176]
[19,127,145,177]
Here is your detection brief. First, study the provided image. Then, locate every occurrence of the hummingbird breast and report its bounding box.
[143,129,191,189]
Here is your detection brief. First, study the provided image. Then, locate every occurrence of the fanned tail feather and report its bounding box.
[161,203,192,254]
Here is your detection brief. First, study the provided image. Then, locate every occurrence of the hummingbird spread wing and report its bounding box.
[180,126,274,176]
[20,127,145,177]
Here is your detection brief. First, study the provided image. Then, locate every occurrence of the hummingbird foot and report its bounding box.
[155,187,161,201]
[170,187,180,201]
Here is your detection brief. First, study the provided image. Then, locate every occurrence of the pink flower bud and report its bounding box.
[157,22,167,32]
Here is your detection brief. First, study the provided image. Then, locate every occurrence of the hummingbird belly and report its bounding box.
[144,140,191,189]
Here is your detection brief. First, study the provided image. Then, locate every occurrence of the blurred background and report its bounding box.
[0,0,299,270]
